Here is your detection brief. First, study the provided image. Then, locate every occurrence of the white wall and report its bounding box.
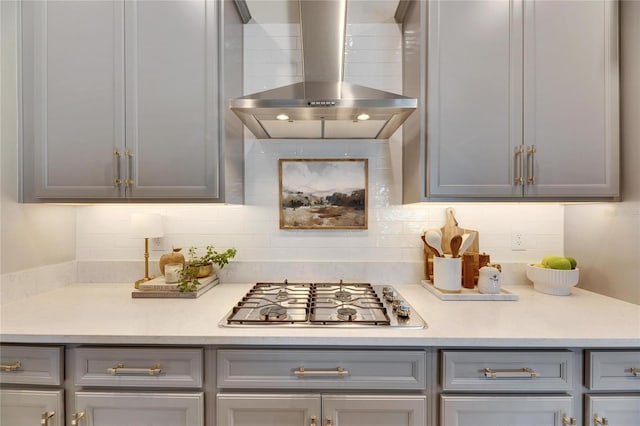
[564,0,640,305]
[0,1,76,275]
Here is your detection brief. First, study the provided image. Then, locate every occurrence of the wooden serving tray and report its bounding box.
[420,280,519,301]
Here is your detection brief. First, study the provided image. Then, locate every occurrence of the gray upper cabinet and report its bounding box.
[402,0,619,201]
[21,0,243,203]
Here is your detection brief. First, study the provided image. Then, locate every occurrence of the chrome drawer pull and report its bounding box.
[628,367,640,376]
[594,415,609,425]
[483,367,538,379]
[294,367,348,378]
[0,360,22,372]
[562,415,577,426]
[41,411,55,425]
[107,363,162,376]
[71,412,85,426]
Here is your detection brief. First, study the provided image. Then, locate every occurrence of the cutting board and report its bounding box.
[440,207,480,255]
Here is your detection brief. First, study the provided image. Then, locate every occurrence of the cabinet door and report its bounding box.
[0,389,64,426]
[523,0,619,197]
[585,395,640,426]
[323,394,426,426]
[74,391,204,426]
[124,0,220,199]
[427,0,523,197]
[440,395,575,426]
[217,393,321,426]
[21,0,125,201]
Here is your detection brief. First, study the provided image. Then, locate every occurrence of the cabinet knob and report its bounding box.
[562,415,577,426]
[310,416,317,426]
[325,417,332,426]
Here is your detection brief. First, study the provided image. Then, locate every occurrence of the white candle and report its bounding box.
[164,263,182,284]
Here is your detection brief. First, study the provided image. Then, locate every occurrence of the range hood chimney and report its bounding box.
[230,0,417,139]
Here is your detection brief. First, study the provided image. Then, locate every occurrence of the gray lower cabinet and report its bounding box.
[70,346,205,426]
[0,345,64,426]
[439,350,578,426]
[584,351,640,425]
[73,391,204,426]
[584,395,640,426]
[440,395,574,426]
[217,393,427,426]
[216,349,428,426]
[0,389,64,426]
[20,0,243,203]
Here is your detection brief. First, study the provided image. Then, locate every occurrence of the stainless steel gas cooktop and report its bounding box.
[220,281,426,329]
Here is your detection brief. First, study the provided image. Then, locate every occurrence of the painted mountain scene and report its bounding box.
[279,159,368,229]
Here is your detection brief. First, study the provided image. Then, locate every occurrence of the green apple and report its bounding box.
[547,257,572,270]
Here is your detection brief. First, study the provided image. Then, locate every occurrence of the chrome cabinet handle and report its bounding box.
[562,415,577,426]
[483,367,538,379]
[594,416,609,425]
[107,363,162,376]
[71,412,85,426]
[294,367,348,378]
[310,416,317,426]
[0,360,22,372]
[113,150,123,187]
[526,144,536,184]
[514,146,524,185]
[628,367,640,376]
[41,411,55,425]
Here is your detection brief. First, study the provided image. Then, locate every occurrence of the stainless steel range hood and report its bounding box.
[230,0,417,139]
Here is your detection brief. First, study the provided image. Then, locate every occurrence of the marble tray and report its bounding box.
[420,280,519,301]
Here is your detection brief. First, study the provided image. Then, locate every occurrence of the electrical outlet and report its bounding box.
[151,237,164,251]
[511,231,526,251]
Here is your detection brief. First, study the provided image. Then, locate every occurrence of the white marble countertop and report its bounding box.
[1,282,639,348]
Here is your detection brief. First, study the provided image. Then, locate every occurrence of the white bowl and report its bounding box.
[526,264,579,296]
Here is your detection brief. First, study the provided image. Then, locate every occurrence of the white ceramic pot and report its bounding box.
[477,266,501,294]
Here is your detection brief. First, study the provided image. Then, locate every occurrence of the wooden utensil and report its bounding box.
[424,229,444,257]
[439,207,480,254]
[450,235,463,258]
[457,233,475,258]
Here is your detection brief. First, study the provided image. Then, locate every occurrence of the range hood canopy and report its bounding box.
[230,0,417,139]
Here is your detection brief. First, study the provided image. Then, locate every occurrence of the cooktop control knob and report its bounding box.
[391,297,402,311]
[397,304,411,318]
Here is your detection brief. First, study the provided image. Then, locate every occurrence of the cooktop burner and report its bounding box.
[221,281,426,329]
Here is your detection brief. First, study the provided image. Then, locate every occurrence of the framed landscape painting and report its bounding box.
[279,159,368,230]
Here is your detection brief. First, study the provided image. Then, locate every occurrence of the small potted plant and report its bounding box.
[176,245,237,292]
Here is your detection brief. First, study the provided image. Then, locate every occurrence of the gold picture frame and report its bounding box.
[279,159,368,230]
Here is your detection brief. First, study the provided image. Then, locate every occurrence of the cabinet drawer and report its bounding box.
[585,350,640,391]
[74,347,203,388]
[0,345,63,386]
[440,394,575,426]
[217,349,426,390]
[75,391,204,426]
[441,350,574,392]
